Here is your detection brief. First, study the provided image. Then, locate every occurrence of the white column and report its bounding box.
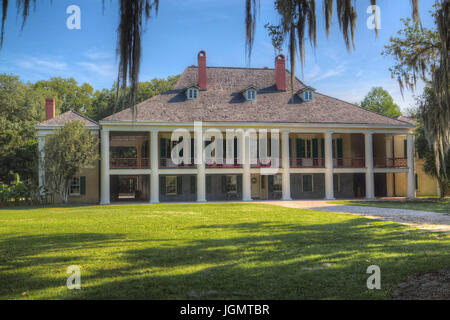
[324,131,334,200]
[385,134,394,196]
[281,131,291,200]
[407,133,416,199]
[196,128,206,202]
[365,131,375,199]
[150,130,159,203]
[37,135,46,198]
[100,129,110,205]
[242,132,252,201]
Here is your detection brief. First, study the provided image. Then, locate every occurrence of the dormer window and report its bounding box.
[303,91,313,101]
[296,86,316,102]
[187,88,198,100]
[246,89,257,101]
[240,86,258,101]
[184,85,200,100]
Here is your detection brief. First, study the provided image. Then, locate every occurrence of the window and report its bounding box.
[303,91,313,101]
[302,175,313,192]
[273,174,282,192]
[187,88,198,100]
[166,176,177,195]
[70,177,80,195]
[246,89,257,101]
[226,175,238,193]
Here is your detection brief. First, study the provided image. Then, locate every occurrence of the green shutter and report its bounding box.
[190,176,196,194]
[268,175,274,192]
[404,140,407,158]
[222,175,227,193]
[237,175,242,194]
[296,139,305,158]
[206,175,212,193]
[321,138,325,158]
[415,174,418,190]
[289,138,292,157]
[80,176,86,195]
[312,139,318,158]
[160,176,165,195]
[160,138,167,158]
[177,176,182,195]
[337,139,343,158]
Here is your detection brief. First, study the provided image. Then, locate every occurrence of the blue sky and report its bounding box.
[0,0,437,112]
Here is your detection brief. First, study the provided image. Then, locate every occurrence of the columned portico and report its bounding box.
[365,131,375,199]
[100,129,110,205]
[281,130,291,200]
[324,131,334,200]
[407,133,415,199]
[150,130,159,203]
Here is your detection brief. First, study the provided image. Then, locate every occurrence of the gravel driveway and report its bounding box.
[260,200,450,233]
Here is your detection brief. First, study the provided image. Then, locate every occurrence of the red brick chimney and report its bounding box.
[198,50,207,90]
[45,98,55,120]
[275,54,286,91]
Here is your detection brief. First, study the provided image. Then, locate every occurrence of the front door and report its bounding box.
[251,174,260,199]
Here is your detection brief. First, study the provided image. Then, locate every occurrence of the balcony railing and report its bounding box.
[333,158,365,168]
[206,158,242,168]
[374,157,408,168]
[251,158,281,168]
[290,158,325,168]
[110,158,150,169]
[159,157,196,169]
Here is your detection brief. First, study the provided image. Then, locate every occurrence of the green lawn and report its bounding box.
[0,203,449,300]
[330,199,450,214]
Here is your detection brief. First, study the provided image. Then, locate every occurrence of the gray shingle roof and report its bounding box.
[37,110,98,127]
[102,66,412,127]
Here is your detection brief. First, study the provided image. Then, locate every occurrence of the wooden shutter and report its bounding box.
[222,175,227,193]
[404,140,407,158]
[177,176,182,195]
[160,138,167,158]
[296,139,305,158]
[289,138,292,157]
[337,139,343,158]
[312,139,318,158]
[268,175,274,192]
[80,176,86,195]
[321,139,325,158]
[237,175,242,194]
[206,175,212,193]
[190,176,196,194]
[160,176,166,195]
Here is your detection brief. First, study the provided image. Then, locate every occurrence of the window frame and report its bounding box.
[165,176,177,195]
[273,174,282,192]
[246,89,257,101]
[303,91,313,101]
[187,88,198,100]
[70,177,81,196]
[302,174,314,193]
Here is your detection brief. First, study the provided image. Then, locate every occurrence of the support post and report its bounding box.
[407,133,416,199]
[324,131,334,200]
[38,135,46,198]
[281,131,291,200]
[196,127,206,202]
[100,129,110,205]
[365,131,375,199]
[150,130,159,203]
[242,132,252,201]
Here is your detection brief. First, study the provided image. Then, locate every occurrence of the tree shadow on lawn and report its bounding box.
[49,219,450,300]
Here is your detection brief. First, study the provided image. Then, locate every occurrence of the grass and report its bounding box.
[0,203,449,300]
[329,198,450,214]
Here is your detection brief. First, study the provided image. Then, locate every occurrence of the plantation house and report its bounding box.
[35,51,441,204]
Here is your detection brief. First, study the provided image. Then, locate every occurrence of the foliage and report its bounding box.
[44,121,99,204]
[0,174,42,207]
[360,87,402,117]
[33,77,94,115]
[414,87,450,197]
[0,74,44,183]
